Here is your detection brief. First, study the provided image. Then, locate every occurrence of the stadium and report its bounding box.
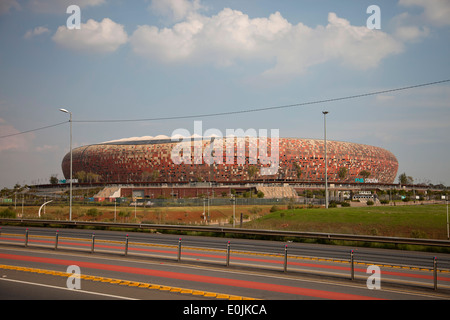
[61,135,398,187]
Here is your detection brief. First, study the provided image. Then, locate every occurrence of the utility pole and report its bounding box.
[323,111,329,209]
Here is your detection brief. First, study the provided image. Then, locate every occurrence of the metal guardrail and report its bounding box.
[0,218,449,248]
[1,225,449,292]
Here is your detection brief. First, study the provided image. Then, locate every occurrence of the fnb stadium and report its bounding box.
[60,135,398,201]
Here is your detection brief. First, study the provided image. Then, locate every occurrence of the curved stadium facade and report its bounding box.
[61,136,398,185]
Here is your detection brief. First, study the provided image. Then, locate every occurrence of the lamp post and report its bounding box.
[446,193,449,240]
[322,111,329,209]
[231,194,236,228]
[59,108,72,221]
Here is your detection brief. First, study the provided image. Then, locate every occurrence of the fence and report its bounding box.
[1,224,449,292]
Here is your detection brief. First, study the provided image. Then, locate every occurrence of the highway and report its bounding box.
[0,226,449,304]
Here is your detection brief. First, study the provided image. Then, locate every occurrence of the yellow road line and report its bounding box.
[3,233,447,273]
[0,263,256,300]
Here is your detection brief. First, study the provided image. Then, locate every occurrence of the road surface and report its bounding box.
[1,227,449,303]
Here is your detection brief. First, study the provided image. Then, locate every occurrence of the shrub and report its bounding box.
[328,201,338,208]
[366,200,374,206]
[341,202,350,207]
[410,230,428,239]
[248,206,262,214]
[0,207,16,218]
[118,210,130,218]
[270,205,280,213]
[86,208,99,217]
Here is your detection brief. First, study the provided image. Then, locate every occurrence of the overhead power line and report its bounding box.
[1,78,449,139]
[0,121,68,139]
[74,79,450,123]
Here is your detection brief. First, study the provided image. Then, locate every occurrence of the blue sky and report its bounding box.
[0,0,449,188]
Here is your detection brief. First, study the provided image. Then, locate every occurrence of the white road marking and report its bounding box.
[0,277,137,300]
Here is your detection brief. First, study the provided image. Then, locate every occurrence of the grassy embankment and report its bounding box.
[245,204,449,241]
[2,203,449,252]
[3,203,448,240]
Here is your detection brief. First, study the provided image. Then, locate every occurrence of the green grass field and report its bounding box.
[3,202,449,242]
[244,204,449,240]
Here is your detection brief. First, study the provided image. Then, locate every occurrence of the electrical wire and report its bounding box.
[0,121,68,139]
[1,78,449,139]
[73,79,450,123]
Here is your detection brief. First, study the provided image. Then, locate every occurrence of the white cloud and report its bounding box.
[130,9,403,76]
[391,12,430,43]
[52,18,128,53]
[24,26,50,39]
[399,0,450,27]
[28,0,105,14]
[394,24,430,42]
[149,0,203,22]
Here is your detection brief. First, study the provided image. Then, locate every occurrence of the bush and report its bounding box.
[341,202,350,207]
[248,206,262,214]
[328,201,338,208]
[118,210,130,218]
[410,230,428,239]
[270,205,280,213]
[86,208,100,217]
[366,200,374,206]
[0,207,16,218]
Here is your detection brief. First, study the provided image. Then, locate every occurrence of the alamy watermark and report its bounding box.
[65,4,380,31]
[170,121,280,176]
[366,265,381,290]
[66,5,81,30]
[66,265,81,290]
[367,5,381,30]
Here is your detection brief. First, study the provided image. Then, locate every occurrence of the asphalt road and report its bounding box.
[2,225,449,269]
[0,241,449,301]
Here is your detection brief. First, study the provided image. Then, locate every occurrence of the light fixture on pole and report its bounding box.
[322,111,329,209]
[231,194,236,228]
[59,108,73,221]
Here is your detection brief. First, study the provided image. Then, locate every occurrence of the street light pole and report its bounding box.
[60,108,72,221]
[323,111,329,209]
[231,194,236,228]
[446,194,449,240]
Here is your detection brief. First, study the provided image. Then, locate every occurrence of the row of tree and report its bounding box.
[46,167,439,187]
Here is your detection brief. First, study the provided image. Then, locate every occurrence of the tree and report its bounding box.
[142,171,152,182]
[398,172,414,185]
[338,167,348,180]
[293,163,302,179]
[49,175,59,184]
[75,171,87,182]
[359,170,371,181]
[151,170,160,181]
[247,165,258,180]
[86,172,101,183]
